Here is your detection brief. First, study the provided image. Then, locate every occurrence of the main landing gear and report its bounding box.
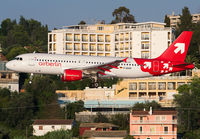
[90,74,100,88]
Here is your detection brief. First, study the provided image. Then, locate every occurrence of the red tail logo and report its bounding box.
[134,31,194,76]
[156,31,193,62]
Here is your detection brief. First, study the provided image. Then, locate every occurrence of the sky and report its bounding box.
[0,0,200,29]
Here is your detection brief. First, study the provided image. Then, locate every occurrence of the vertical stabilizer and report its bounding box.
[156,31,193,62]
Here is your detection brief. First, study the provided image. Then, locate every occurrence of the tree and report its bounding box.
[94,112,109,123]
[132,101,161,111]
[0,17,48,56]
[124,135,134,139]
[29,130,73,139]
[164,15,170,27]
[174,7,199,58]
[174,77,200,132]
[6,46,28,60]
[111,6,136,23]
[78,20,86,25]
[110,114,129,130]
[24,75,64,119]
[5,92,34,129]
[65,100,85,119]
[0,18,16,36]
[176,7,193,36]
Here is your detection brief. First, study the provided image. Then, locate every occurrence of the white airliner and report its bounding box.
[6,31,194,87]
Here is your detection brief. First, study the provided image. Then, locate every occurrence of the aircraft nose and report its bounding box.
[6,61,14,70]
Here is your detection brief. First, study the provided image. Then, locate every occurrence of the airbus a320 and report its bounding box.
[6,31,194,87]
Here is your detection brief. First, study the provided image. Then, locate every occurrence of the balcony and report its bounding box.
[131,120,177,124]
[131,131,177,136]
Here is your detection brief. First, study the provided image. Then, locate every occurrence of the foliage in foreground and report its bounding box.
[174,77,200,133]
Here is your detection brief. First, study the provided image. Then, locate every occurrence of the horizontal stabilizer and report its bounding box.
[173,63,194,69]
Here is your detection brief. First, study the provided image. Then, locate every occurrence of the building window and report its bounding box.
[39,126,43,130]
[1,73,6,78]
[164,126,168,134]
[98,26,104,30]
[139,82,146,90]
[148,82,156,90]
[82,34,88,42]
[158,82,166,90]
[161,116,166,120]
[74,44,80,50]
[53,43,56,51]
[168,82,176,90]
[52,126,55,129]
[53,34,56,42]
[177,82,185,88]
[168,32,171,40]
[149,92,156,98]
[105,35,110,42]
[140,117,143,123]
[141,42,150,49]
[61,125,66,129]
[49,34,52,42]
[115,34,119,41]
[150,126,155,134]
[49,43,52,51]
[139,126,142,134]
[129,92,137,98]
[158,92,166,97]
[74,34,80,41]
[141,51,149,59]
[66,33,72,41]
[139,92,146,98]
[141,32,150,40]
[97,35,104,42]
[129,82,137,90]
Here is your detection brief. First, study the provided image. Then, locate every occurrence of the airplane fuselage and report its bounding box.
[6,53,194,79]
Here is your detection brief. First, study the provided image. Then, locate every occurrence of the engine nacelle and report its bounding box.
[61,69,82,81]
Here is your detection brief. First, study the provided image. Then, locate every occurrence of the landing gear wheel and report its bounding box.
[29,73,34,84]
[94,82,99,88]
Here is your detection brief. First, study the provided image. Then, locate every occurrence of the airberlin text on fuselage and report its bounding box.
[38,62,61,67]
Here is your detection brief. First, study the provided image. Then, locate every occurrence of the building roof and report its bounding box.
[132,110,177,116]
[33,119,73,125]
[82,130,127,138]
[0,53,7,61]
[80,123,119,128]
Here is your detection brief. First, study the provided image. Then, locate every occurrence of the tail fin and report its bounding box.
[156,31,193,62]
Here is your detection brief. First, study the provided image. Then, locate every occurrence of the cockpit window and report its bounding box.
[14,57,23,61]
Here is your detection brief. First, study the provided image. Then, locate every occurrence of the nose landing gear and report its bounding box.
[29,73,34,84]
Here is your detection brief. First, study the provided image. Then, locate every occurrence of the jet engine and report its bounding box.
[61,69,82,81]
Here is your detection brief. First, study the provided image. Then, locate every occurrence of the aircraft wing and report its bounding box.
[73,57,128,76]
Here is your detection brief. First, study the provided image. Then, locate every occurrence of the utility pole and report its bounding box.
[26,126,27,139]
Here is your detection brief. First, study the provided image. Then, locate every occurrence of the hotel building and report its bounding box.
[167,12,200,28]
[48,22,172,59]
[130,109,177,139]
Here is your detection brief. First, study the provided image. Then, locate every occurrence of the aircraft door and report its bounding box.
[153,61,159,72]
[28,57,35,67]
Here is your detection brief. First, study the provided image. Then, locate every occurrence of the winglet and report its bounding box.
[123,57,128,63]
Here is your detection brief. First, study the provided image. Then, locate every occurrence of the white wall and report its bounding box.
[0,83,19,92]
[151,31,170,58]
[56,32,65,54]
[33,124,72,136]
[132,31,141,58]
